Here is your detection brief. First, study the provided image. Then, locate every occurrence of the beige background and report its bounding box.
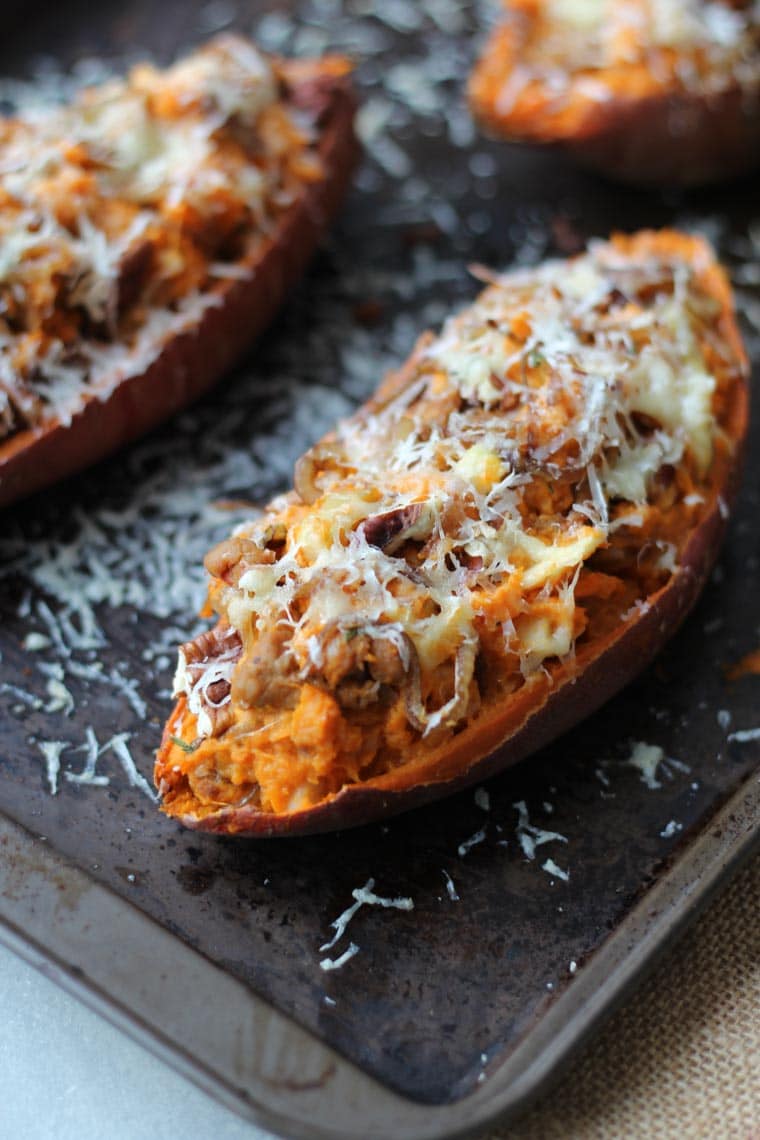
[491,853,760,1139]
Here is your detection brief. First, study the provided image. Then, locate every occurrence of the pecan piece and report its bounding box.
[204,535,276,584]
[300,621,412,709]
[358,502,432,555]
[179,623,242,685]
[294,440,350,504]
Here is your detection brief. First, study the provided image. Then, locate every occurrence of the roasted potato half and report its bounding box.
[469,0,760,186]
[0,37,357,508]
[156,230,749,836]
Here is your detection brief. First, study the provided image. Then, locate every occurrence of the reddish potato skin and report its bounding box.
[0,61,358,509]
[564,87,760,187]
[160,354,750,839]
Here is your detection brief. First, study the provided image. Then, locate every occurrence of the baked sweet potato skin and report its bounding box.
[563,86,760,187]
[0,59,357,509]
[155,232,750,837]
[469,7,760,186]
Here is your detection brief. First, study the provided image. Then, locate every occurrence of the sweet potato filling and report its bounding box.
[156,231,746,822]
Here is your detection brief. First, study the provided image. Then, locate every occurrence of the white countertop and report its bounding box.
[0,941,274,1140]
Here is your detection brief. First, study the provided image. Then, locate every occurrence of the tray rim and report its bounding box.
[0,767,756,1140]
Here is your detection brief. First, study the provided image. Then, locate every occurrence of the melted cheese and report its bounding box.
[454,443,507,492]
[626,353,715,473]
[520,528,603,589]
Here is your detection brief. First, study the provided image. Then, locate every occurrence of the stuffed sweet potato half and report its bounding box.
[156,230,749,837]
[0,36,356,508]
[469,0,760,185]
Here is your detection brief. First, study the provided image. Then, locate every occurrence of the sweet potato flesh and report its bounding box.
[156,231,748,827]
[0,36,349,444]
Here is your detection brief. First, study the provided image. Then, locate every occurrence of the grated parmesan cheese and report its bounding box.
[541,857,570,881]
[457,827,488,857]
[513,801,569,861]
[44,677,75,717]
[36,740,69,795]
[320,877,414,953]
[62,726,156,801]
[442,869,460,901]
[596,740,692,791]
[727,727,760,743]
[474,787,490,812]
[660,819,683,839]
[625,741,665,789]
[320,943,360,972]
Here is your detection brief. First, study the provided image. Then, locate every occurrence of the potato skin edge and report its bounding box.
[562,87,760,187]
[0,60,358,508]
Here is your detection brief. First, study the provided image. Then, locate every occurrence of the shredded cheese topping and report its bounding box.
[0,35,325,442]
[164,232,743,817]
[531,0,758,76]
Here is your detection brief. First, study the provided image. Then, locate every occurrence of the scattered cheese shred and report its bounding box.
[442,869,460,901]
[474,787,491,812]
[626,741,666,789]
[63,726,156,801]
[44,677,75,717]
[320,877,414,953]
[109,733,159,803]
[513,800,568,861]
[660,819,684,839]
[541,857,569,882]
[320,943,360,972]
[36,740,69,795]
[457,827,488,857]
[727,727,760,743]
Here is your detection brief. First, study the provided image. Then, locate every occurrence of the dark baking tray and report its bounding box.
[0,3,758,1137]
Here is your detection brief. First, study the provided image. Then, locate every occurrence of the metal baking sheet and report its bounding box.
[0,2,758,1136]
